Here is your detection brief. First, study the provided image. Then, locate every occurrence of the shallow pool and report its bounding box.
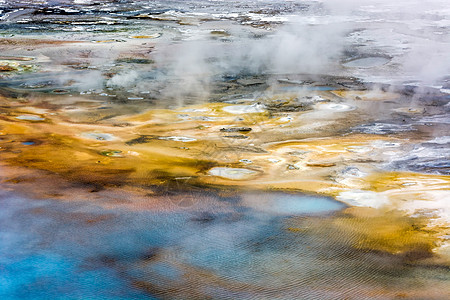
[1,190,447,299]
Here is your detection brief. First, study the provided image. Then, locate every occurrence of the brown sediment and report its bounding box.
[0,38,82,46]
[0,162,184,212]
[0,56,35,61]
[4,133,214,187]
[0,65,17,72]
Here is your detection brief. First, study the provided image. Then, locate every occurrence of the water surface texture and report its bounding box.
[1,191,448,299]
[0,0,450,299]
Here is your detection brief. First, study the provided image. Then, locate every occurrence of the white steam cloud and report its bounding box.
[152,20,349,102]
[107,70,139,88]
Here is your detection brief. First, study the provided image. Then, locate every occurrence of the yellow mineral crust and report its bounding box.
[287,209,440,260]
[332,89,400,101]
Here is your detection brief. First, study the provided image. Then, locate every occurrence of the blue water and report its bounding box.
[0,192,448,300]
[3,190,444,299]
[0,190,345,299]
[273,194,344,214]
[0,194,155,299]
[243,192,346,215]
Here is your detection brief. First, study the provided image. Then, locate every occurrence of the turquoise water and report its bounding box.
[1,191,447,299]
[242,192,345,215]
[0,190,344,298]
[0,194,154,299]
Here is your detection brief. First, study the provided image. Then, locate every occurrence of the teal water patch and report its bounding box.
[242,192,345,215]
[0,193,155,300]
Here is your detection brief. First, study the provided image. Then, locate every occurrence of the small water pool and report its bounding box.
[241,192,346,215]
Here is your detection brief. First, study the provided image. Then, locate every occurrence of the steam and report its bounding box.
[152,20,348,103]
[31,0,448,102]
[319,0,450,85]
[107,70,139,88]
[148,0,448,105]
[401,42,450,85]
[154,41,214,104]
[268,23,346,74]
